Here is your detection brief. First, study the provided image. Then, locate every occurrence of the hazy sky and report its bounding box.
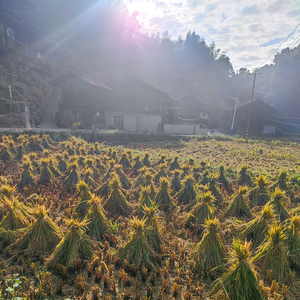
[123,0,300,71]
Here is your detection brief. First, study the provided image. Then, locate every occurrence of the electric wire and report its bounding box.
[288,33,300,49]
[258,22,300,69]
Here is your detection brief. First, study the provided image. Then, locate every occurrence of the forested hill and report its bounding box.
[229,46,300,116]
[27,1,300,116]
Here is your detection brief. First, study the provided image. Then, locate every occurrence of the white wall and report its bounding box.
[136,114,161,133]
[105,112,137,131]
[105,113,161,133]
[164,124,208,135]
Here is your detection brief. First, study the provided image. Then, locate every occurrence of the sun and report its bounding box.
[125,1,159,23]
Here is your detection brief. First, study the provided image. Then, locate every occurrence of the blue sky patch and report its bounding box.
[260,37,285,47]
[171,2,183,8]
[221,13,228,22]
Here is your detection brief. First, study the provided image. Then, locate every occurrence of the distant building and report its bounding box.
[108,79,173,114]
[104,79,173,133]
[174,94,207,119]
[50,75,173,132]
[226,98,279,134]
[50,73,210,135]
[49,70,112,128]
[104,80,210,135]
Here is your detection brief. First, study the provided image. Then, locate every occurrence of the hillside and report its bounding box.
[0,1,299,128]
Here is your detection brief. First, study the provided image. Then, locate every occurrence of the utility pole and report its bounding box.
[229,95,239,136]
[245,73,260,142]
[8,85,13,128]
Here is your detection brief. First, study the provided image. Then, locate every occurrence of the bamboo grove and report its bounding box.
[0,133,300,300]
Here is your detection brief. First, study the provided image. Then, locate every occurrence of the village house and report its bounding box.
[174,93,207,119]
[227,98,279,134]
[48,73,209,135]
[104,78,173,133]
[105,79,210,135]
[48,75,172,133]
[48,70,112,129]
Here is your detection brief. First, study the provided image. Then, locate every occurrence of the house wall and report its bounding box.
[164,124,208,135]
[136,114,161,133]
[105,112,161,133]
[105,112,137,131]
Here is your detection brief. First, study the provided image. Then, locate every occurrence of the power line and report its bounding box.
[267,115,300,120]
[232,24,300,124]
[288,33,300,49]
[265,118,300,127]
[258,22,300,69]
[254,77,300,95]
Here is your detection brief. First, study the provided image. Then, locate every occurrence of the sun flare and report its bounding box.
[126,1,158,22]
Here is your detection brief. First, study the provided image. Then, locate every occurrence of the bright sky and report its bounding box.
[123,0,300,71]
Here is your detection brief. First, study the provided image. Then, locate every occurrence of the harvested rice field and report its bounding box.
[0,133,300,300]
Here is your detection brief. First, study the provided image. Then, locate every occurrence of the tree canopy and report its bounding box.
[28,0,299,115]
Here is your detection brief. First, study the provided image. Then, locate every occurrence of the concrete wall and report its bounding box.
[136,114,161,133]
[164,124,208,135]
[105,112,161,133]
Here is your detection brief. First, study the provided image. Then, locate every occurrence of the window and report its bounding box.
[114,116,124,128]
[7,28,15,39]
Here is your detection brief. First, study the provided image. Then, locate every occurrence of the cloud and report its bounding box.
[248,24,260,32]
[193,12,207,22]
[123,0,300,70]
[155,2,166,8]
[286,9,300,17]
[267,0,286,13]
[205,3,217,12]
[241,4,259,15]
[171,2,183,8]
